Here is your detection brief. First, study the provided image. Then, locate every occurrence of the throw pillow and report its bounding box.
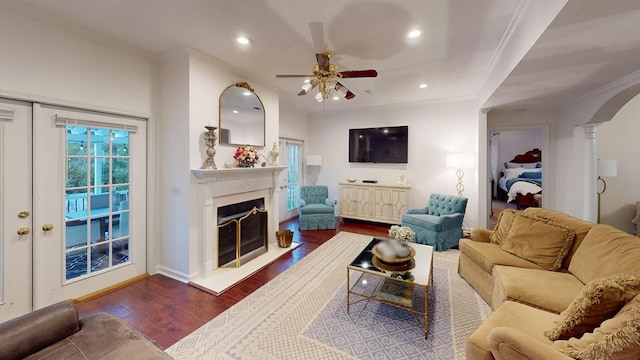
[545,274,640,341]
[552,294,640,360]
[489,209,518,245]
[500,213,575,271]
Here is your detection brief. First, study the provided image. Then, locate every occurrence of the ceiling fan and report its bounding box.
[275,52,378,101]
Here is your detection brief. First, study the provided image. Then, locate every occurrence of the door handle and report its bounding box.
[18,211,30,218]
[42,224,54,231]
[17,227,30,235]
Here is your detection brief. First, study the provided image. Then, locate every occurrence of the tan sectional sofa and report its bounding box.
[458,207,640,360]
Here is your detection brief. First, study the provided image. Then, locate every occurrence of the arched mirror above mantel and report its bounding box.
[219,82,265,147]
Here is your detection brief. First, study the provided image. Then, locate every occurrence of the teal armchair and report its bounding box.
[299,186,336,230]
[401,193,468,251]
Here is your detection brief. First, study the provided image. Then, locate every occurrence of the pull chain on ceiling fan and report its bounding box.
[276,52,377,101]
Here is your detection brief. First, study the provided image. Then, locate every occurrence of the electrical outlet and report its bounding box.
[171,186,181,196]
[334,199,338,205]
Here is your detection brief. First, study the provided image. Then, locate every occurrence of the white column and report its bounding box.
[582,125,598,222]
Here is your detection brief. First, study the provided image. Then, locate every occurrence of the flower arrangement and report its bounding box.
[233,146,259,167]
[388,225,415,244]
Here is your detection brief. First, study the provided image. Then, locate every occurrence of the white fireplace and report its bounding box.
[191,166,291,294]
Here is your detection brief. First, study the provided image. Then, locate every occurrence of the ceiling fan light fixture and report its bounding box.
[301,83,313,92]
[332,95,340,100]
[314,92,323,102]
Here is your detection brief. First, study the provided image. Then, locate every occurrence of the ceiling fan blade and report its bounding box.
[335,82,356,100]
[340,69,378,78]
[275,74,312,78]
[309,21,327,52]
[298,83,317,96]
[345,90,356,100]
[316,53,330,71]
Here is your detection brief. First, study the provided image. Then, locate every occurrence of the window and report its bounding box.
[286,142,301,211]
[64,126,130,281]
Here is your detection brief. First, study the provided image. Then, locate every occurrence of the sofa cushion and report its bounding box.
[545,273,640,341]
[467,301,560,360]
[401,213,443,232]
[492,265,585,313]
[523,208,594,269]
[299,204,334,215]
[0,301,80,360]
[26,313,171,360]
[459,239,543,274]
[489,209,518,245]
[552,294,640,360]
[500,213,575,271]
[569,224,640,284]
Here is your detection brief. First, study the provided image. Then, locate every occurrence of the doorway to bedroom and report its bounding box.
[489,128,545,226]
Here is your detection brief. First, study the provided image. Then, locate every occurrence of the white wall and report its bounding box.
[0,5,154,116]
[157,49,281,281]
[556,74,640,219]
[496,129,543,167]
[597,93,640,233]
[309,100,480,228]
[279,104,310,141]
[157,52,190,279]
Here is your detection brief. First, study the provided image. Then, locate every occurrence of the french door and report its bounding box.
[0,99,33,320]
[0,100,147,321]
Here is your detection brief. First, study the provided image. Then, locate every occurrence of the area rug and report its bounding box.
[166,232,491,359]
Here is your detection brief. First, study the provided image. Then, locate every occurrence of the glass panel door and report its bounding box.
[33,104,146,309]
[65,126,131,281]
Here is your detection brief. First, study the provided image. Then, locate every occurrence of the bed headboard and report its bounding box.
[510,148,541,164]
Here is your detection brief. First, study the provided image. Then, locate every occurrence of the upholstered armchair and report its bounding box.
[299,185,336,230]
[401,193,468,251]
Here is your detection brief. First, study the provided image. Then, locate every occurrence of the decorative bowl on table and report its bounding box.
[346,178,357,183]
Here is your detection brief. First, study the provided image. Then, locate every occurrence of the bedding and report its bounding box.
[497,148,542,208]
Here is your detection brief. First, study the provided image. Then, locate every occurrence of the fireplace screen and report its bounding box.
[217,198,268,267]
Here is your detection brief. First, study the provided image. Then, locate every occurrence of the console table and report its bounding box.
[338,182,412,224]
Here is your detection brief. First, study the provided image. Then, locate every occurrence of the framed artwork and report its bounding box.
[397,174,407,185]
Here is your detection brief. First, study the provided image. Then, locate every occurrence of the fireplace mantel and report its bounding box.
[192,166,287,184]
[191,165,287,283]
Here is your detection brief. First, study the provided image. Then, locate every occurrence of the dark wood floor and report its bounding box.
[74,218,390,350]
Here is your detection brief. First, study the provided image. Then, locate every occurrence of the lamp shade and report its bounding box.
[597,159,617,177]
[306,154,322,166]
[446,153,474,169]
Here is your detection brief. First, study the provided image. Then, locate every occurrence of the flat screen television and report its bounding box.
[348,126,408,163]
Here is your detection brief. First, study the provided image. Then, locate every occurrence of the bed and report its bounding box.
[496,148,542,209]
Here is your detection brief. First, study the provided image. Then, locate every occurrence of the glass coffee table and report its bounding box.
[347,238,434,338]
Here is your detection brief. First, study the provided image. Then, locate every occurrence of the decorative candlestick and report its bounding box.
[201,125,217,169]
[269,141,279,166]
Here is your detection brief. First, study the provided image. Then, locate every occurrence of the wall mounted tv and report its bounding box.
[348,125,408,164]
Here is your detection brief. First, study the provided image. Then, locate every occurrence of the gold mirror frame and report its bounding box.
[219,82,265,147]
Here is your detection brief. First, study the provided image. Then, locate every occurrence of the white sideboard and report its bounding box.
[338,182,412,224]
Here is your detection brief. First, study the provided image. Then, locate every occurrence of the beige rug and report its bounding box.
[166,232,490,359]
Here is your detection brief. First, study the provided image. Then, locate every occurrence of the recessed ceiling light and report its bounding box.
[236,36,251,45]
[408,30,422,39]
[419,83,428,89]
[332,96,340,100]
[233,110,239,114]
